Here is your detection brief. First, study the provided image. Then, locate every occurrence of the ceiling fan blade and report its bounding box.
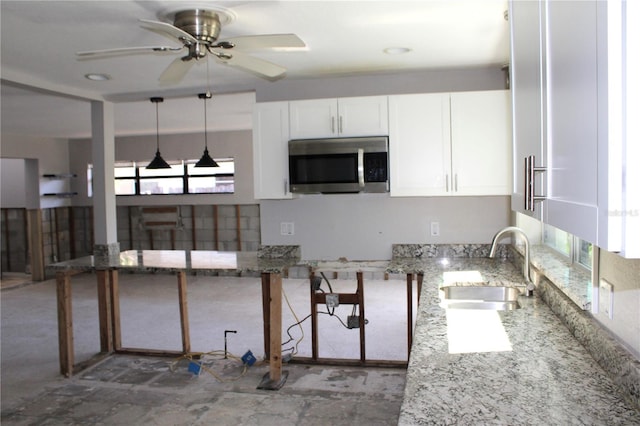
[139,18,198,44]
[220,34,306,51]
[76,46,182,58]
[215,50,287,80]
[159,57,195,84]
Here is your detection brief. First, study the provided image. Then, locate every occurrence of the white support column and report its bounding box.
[91,101,120,257]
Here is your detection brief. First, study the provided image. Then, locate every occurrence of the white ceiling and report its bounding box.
[0,0,510,139]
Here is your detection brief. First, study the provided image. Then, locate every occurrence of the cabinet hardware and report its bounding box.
[524,155,546,211]
[331,117,335,134]
[339,116,343,134]
[454,174,458,192]
[445,174,449,192]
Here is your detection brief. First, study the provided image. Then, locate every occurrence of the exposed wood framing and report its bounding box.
[213,205,219,250]
[235,204,242,251]
[3,209,11,271]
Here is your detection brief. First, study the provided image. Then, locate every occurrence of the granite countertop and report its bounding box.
[397,257,640,425]
[47,246,301,274]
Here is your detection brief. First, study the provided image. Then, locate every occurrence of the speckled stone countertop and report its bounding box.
[47,246,301,274]
[396,257,640,425]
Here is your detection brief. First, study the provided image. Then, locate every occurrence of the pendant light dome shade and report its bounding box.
[195,92,219,168]
[146,97,171,169]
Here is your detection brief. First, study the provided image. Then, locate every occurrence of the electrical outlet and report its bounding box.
[430,221,440,237]
[326,293,339,308]
[280,222,294,236]
[599,279,614,319]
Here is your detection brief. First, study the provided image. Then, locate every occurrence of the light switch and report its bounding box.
[430,222,440,237]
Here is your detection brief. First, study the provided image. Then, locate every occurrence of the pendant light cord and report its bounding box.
[155,101,160,151]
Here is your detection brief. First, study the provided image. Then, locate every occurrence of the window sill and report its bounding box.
[515,244,592,310]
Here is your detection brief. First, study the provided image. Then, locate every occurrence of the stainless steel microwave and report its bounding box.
[288,136,389,194]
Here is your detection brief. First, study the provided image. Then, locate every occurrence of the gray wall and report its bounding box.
[0,158,26,208]
[261,194,510,260]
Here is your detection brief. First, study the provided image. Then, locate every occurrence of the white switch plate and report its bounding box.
[430,222,440,237]
[280,222,294,236]
[599,279,614,320]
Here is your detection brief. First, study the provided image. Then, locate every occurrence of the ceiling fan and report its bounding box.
[76,8,305,83]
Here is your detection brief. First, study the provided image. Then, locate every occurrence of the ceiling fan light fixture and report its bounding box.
[146,97,172,170]
[195,92,219,168]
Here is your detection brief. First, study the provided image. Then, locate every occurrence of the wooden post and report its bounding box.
[96,270,113,353]
[177,271,191,353]
[56,271,74,377]
[68,207,76,259]
[27,209,45,281]
[127,206,134,250]
[261,273,271,359]
[406,273,414,357]
[110,270,122,350]
[54,207,61,261]
[268,272,282,382]
[357,272,366,363]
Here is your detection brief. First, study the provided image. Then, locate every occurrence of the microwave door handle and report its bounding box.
[357,148,365,188]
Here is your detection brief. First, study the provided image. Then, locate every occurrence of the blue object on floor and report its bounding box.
[188,361,202,375]
[242,350,256,366]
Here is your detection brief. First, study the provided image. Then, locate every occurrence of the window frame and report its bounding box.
[543,223,593,271]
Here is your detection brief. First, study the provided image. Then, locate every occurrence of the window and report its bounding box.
[543,224,592,270]
[88,158,235,196]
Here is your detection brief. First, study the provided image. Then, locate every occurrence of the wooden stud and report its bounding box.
[261,273,271,359]
[191,205,197,251]
[267,272,283,382]
[177,271,191,353]
[89,207,94,249]
[406,273,414,357]
[56,271,74,377]
[310,272,319,360]
[96,270,113,353]
[27,209,45,281]
[235,205,242,251]
[213,205,219,251]
[109,270,122,350]
[170,229,176,250]
[3,209,12,271]
[148,230,154,250]
[68,207,76,259]
[53,207,61,261]
[127,206,134,250]
[23,208,29,270]
[357,272,366,363]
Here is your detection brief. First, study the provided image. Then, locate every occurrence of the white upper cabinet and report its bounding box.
[389,90,511,197]
[509,0,545,219]
[252,102,292,199]
[389,93,451,196]
[450,90,512,196]
[289,96,388,139]
[509,0,638,256]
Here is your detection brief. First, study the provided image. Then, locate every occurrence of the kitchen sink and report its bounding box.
[440,286,521,311]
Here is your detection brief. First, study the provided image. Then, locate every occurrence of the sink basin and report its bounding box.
[440,286,521,311]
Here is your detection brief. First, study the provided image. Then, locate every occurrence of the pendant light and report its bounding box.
[195,92,219,167]
[146,97,171,169]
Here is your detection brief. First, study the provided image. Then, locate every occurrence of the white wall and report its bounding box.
[0,135,71,208]
[0,158,26,208]
[261,194,510,260]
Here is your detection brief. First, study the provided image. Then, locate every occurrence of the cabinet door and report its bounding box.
[509,0,546,217]
[289,98,338,139]
[450,90,512,196]
[338,96,389,136]
[544,0,599,244]
[389,93,451,196]
[253,102,292,199]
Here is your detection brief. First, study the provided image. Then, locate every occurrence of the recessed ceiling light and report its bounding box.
[85,73,111,81]
[384,47,412,55]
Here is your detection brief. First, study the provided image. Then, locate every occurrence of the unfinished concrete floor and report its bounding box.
[1,272,412,425]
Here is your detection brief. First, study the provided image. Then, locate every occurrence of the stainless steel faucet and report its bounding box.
[489,226,534,294]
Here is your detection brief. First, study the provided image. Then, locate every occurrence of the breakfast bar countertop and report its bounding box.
[394,257,640,425]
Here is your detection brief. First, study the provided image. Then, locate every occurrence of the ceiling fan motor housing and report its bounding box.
[173,10,222,44]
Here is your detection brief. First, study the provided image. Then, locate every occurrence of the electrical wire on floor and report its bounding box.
[170,350,263,383]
